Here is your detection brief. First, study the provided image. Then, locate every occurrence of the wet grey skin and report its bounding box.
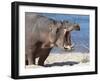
[25,13,66,66]
[25,12,80,66]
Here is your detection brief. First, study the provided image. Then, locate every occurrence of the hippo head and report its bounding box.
[55,20,80,50]
[41,20,80,51]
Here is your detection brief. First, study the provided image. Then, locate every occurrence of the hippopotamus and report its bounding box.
[25,12,64,65]
[25,13,80,66]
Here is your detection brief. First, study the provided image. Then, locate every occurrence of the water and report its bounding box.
[39,13,89,53]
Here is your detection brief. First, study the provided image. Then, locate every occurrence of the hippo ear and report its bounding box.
[63,20,69,24]
[56,21,62,28]
[62,20,69,27]
[52,20,57,25]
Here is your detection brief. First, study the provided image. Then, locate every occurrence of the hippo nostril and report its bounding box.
[75,24,80,31]
[77,27,80,31]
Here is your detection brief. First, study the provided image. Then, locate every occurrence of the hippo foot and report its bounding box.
[38,64,44,66]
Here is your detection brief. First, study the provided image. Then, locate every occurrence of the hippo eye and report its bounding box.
[56,28,59,33]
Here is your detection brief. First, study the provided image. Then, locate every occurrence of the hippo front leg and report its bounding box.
[38,48,51,66]
[27,49,36,65]
[38,54,49,66]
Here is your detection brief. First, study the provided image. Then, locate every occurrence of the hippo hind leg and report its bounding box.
[25,59,28,65]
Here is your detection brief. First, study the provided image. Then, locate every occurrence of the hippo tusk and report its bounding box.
[50,43,55,47]
[64,43,74,50]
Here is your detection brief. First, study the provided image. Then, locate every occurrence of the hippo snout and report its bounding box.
[75,24,80,31]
